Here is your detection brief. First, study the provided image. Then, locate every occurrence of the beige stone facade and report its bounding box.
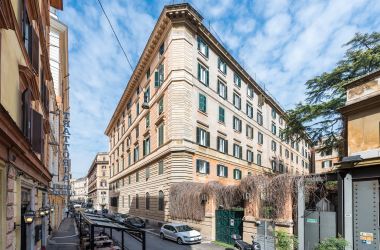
[105,3,310,241]
[70,177,88,202]
[87,152,110,210]
[313,140,340,173]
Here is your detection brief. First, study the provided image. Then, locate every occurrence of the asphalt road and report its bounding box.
[97,227,228,250]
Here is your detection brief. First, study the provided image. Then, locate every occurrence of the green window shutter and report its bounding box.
[217,165,220,176]
[233,169,236,179]
[217,137,220,150]
[206,131,210,147]
[206,162,210,174]
[225,167,228,178]
[225,140,228,154]
[239,146,242,159]
[197,36,201,50]
[206,70,209,86]
[198,63,201,81]
[154,71,159,87]
[205,45,209,58]
[196,160,200,172]
[196,127,200,144]
[160,64,165,83]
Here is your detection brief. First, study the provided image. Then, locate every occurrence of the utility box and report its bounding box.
[304,210,336,250]
[353,180,379,249]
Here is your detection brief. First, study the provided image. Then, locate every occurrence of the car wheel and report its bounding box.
[160,233,165,240]
[177,238,183,245]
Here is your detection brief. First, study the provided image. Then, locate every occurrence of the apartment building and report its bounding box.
[104,3,310,240]
[87,153,110,210]
[313,140,340,173]
[48,7,69,231]
[0,0,64,249]
[70,177,88,202]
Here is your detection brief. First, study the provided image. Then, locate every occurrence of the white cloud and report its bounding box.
[60,0,379,177]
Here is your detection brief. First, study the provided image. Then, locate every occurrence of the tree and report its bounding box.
[284,32,380,155]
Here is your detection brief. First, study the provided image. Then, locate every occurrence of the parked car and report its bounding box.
[125,217,146,228]
[84,208,95,214]
[160,223,202,245]
[104,213,117,220]
[114,214,129,224]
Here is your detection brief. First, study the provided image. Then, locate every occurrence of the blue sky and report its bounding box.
[59,0,380,178]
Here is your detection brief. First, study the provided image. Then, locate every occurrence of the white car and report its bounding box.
[160,223,202,245]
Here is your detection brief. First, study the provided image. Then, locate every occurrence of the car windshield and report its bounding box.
[176,225,193,232]
[121,214,128,218]
[134,218,144,224]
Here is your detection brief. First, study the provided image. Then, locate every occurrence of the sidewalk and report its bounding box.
[47,217,80,250]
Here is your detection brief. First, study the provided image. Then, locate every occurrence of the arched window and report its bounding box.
[158,190,164,211]
[146,192,150,210]
[136,194,139,209]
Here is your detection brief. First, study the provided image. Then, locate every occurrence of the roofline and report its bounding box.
[104,3,292,136]
[343,68,380,89]
[87,152,109,176]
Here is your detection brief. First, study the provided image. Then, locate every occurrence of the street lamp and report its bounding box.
[24,210,36,224]
[44,207,50,216]
[39,208,46,217]
[50,207,54,213]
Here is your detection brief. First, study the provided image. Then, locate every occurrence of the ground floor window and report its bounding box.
[158,190,164,211]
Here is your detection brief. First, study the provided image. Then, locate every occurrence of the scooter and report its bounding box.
[231,234,261,250]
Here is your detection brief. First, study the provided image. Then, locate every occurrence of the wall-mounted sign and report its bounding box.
[306,218,318,223]
[360,232,374,245]
[62,112,71,189]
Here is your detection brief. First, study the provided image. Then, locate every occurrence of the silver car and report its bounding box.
[160,223,202,245]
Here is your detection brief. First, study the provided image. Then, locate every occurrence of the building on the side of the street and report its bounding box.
[70,177,88,202]
[312,139,340,173]
[0,0,64,249]
[87,152,110,210]
[335,69,380,248]
[48,7,69,232]
[104,3,311,240]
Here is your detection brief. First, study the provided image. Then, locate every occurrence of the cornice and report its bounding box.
[105,4,292,138]
[105,8,172,135]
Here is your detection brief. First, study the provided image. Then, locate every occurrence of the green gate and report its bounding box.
[215,209,244,245]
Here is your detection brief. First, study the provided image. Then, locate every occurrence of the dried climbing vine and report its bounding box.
[170,173,330,221]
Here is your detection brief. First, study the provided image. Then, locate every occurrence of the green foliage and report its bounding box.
[315,236,349,250]
[284,32,380,154]
[275,230,298,250]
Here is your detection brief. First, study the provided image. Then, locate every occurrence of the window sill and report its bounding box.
[217,175,228,178]
[196,172,209,176]
[218,121,225,126]
[198,110,208,116]
[198,51,209,61]
[218,69,227,77]
[233,129,242,134]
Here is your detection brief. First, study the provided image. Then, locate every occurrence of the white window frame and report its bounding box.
[217,80,227,99]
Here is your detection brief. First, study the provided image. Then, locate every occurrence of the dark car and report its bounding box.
[114,214,129,224]
[104,213,117,220]
[125,217,146,228]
